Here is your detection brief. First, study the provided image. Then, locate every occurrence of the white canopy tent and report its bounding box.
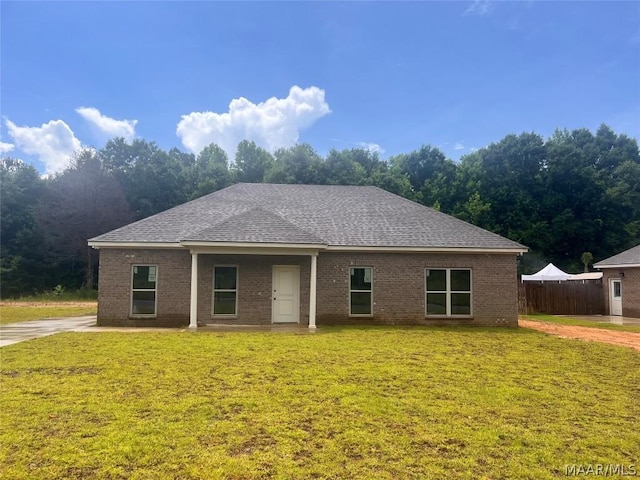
[521,263,571,282]
[567,272,603,281]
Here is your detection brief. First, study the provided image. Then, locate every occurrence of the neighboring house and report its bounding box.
[594,244,640,318]
[88,183,527,328]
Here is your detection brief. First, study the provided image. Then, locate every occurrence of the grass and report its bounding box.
[4,288,98,302]
[1,327,638,479]
[0,303,97,325]
[521,314,640,333]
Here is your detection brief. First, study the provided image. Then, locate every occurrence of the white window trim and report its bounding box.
[349,266,373,317]
[130,264,158,318]
[425,268,473,318]
[212,265,239,317]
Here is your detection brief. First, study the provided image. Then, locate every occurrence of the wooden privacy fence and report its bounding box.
[518,281,604,315]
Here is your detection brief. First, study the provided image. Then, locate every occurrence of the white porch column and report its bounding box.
[189,252,199,329]
[309,253,318,330]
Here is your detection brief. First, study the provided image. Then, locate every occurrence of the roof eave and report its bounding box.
[88,241,527,255]
[180,240,328,250]
[325,245,528,254]
[88,241,182,249]
[594,263,640,269]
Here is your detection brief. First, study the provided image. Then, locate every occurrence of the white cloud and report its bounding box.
[0,141,15,154]
[5,119,81,174]
[454,143,465,151]
[357,142,385,155]
[464,0,492,16]
[76,107,137,141]
[176,85,331,159]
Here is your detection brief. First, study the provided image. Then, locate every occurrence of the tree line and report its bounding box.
[1,124,638,298]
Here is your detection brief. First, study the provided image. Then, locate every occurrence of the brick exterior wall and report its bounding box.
[97,249,192,327]
[316,252,517,327]
[602,268,640,318]
[198,255,310,326]
[96,249,519,327]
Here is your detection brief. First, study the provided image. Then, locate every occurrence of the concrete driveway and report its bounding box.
[0,316,97,347]
[558,315,640,326]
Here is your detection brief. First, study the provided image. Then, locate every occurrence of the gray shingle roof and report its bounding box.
[90,183,526,250]
[594,244,640,267]
[183,207,326,244]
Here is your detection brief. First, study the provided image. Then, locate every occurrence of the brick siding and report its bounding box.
[316,252,517,327]
[198,255,311,326]
[96,249,519,327]
[97,249,192,327]
[602,268,640,318]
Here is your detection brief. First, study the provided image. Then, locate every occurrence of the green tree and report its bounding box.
[233,140,274,183]
[0,158,47,297]
[390,145,462,209]
[189,143,231,199]
[542,127,638,269]
[349,148,382,176]
[369,162,418,201]
[457,192,492,227]
[606,160,640,244]
[38,149,133,288]
[100,138,191,219]
[3,124,637,295]
[266,144,323,184]
[580,252,593,272]
[390,145,447,193]
[321,149,367,185]
[453,133,546,246]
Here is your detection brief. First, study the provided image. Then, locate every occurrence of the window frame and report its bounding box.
[130,264,158,318]
[349,266,373,317]
[212,265,239,317]
[425,268,473,318]
[612,280,621,298]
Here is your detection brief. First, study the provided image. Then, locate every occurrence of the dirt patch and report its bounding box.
[519,319,640,351]
[0,301,97,308]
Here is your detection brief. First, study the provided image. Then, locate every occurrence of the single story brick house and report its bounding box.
[594,244,640,318]
[88,183,527,328]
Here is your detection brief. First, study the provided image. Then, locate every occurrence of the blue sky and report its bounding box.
[2,1,639,174]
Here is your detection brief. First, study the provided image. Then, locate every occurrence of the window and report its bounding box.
[131,265,157,316]
[426,269,472,317]
[213,266,238,316]
[613,281,621,298]
[350,267,372,315]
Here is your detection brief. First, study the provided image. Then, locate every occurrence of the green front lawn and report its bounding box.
[521,314,640,333]
[0,303,97,325]
[1,327,638,479]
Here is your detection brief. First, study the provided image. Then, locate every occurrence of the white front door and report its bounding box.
[272,266,300,323]
[609,279,623,316]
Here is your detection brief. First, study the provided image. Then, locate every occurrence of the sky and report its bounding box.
[1,1,639,175]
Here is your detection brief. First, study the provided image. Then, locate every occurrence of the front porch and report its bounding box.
[192,324,319,334]
[185,245,320,330]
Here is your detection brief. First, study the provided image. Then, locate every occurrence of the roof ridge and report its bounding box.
[253,206,328,243]
[372,186,527,247]
[88,185,236,242]
[184,204,327,244]
[90,182,527,250]
[594,243,640,266]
